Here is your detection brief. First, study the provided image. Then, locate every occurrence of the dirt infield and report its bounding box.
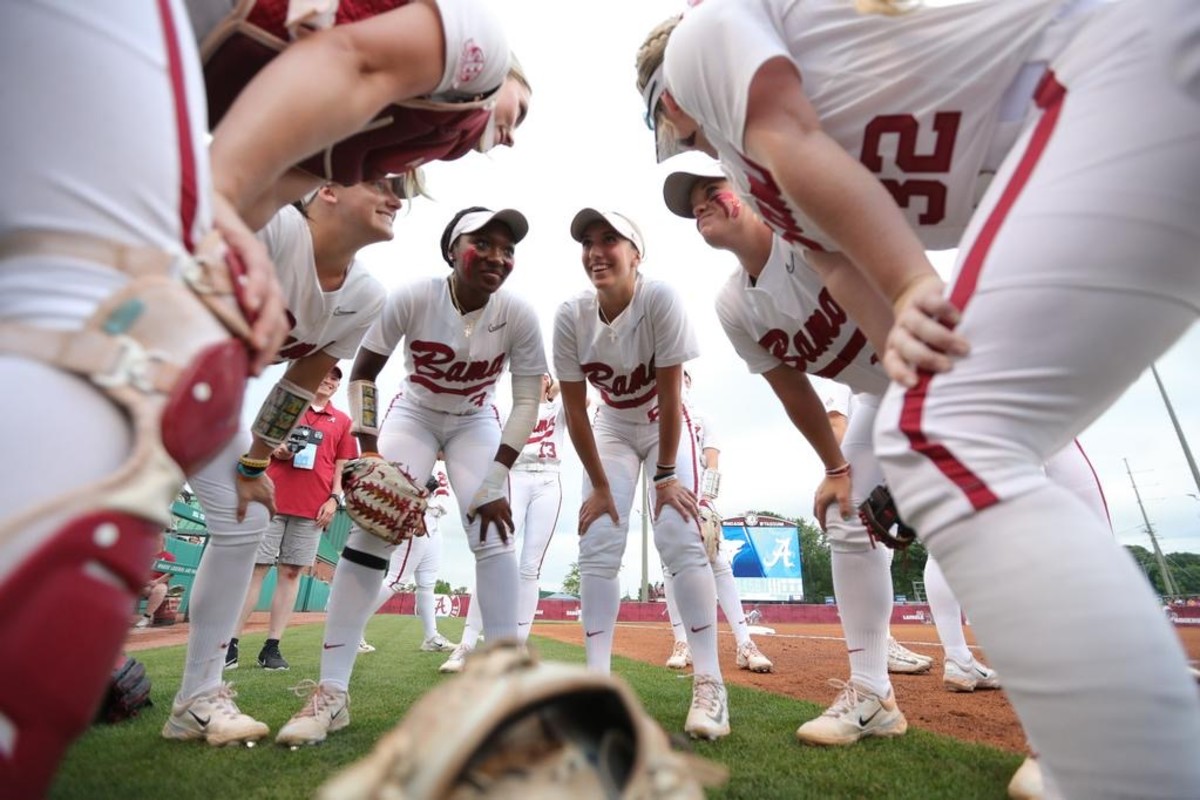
[125,612,1200,754]
[532,620,1200,754]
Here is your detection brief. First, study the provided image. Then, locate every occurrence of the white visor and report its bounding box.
[570,209,645,257]
[449,208,529,248]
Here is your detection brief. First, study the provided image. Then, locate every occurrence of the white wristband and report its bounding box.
[701,468,721,500]
[468,461,509,516]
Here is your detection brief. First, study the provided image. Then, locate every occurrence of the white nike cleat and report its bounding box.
[439,643,472,674]
[1007,756,1044,799]
[887,637,932,674]
[420,634,455,652]
[943,658,1001,692]
[665,640,692,670]
[276,680,350,746]
[357,639,375,654]
[736,640,773,673]
[684,674,730,740]
[795,678,908,746]
[161,683,269,746]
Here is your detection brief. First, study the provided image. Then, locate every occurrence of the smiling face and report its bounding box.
[579,220,639,294]
[333,179,403,243]
[450,221,517,295]
[489,75,531,149]
[688,177,745,246]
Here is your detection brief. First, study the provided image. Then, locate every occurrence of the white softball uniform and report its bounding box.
[315,275,547,687]
[189,206,385,540]
[380,492,450,599]
[258,205,386,363]
[716,236,886,551]
[510,398,565,581]
[186,0,510,102]
[179,200,385,701]
[554,274,726,682]
[671,0,1200,793]
[509,397,566,636]
[553,276,704,575]
[1,0,213,541]
[716,236,889,397]
[666,0,1094,252]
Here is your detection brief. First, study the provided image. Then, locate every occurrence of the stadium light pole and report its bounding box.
[1150,363,1200,497]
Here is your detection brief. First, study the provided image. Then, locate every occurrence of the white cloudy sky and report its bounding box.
[239,0,1200,598]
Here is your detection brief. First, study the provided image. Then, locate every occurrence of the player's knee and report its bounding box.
[279,564,303,580]
[656,537,708,575]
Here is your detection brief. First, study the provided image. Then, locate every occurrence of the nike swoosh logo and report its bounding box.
[859,708,881,727]
[332,308,356,316]
[323,643,345,650]
[847,648,864,654]
[975,668,989,677]
[585,630,604,638]
[690,624,712,633]
[189,710,211,727]
[487,321,507,332]
[517,622,530,627]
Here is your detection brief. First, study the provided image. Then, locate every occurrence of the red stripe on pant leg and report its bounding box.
[157,0,198,252]
[900,72,1068,511]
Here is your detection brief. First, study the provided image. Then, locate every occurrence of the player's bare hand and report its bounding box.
[654,478,699,524]
[578,487,619,536]
[212,192,288,374]
[470,498,514,545]
[884,274,968,387]
[813,471,853,532]
[236,472,276,522]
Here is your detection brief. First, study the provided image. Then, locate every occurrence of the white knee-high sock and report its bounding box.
[663,572,687,644]
[580,575,621,674]
[831,547,893,697]
[474,550,518,642]
[461,589,483,648]
[179,535,259,700]
[713,561,750,647]
[416,587,437,640]
[319,558,385,691]
[516,573,540,644]
[671,564,721,679]
[927,485,1200,798]
[924,556,972,664]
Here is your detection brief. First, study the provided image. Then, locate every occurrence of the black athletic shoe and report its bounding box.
[257,643,290,671]
[225,638,239,671]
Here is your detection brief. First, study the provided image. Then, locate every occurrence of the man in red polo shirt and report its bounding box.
[229,366,356,670]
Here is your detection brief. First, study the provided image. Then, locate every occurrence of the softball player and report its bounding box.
[661,374,773,674]
[164,180,403,746]
[364,468,456,653]
[640,1,1200,794]
[276,206,547,746]
[189,0,529,228]
[508,375,567,643]
[553,209,728,740]
[661,165,904,745]
[439,374,566,672]
[0,3,284,792]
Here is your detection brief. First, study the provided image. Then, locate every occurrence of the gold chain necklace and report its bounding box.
[448,275,476,337]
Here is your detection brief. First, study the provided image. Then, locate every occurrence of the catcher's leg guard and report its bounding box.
[0,230,254,795]
[0,511,158,797]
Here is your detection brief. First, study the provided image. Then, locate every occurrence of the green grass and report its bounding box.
[53,617,1020,799]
